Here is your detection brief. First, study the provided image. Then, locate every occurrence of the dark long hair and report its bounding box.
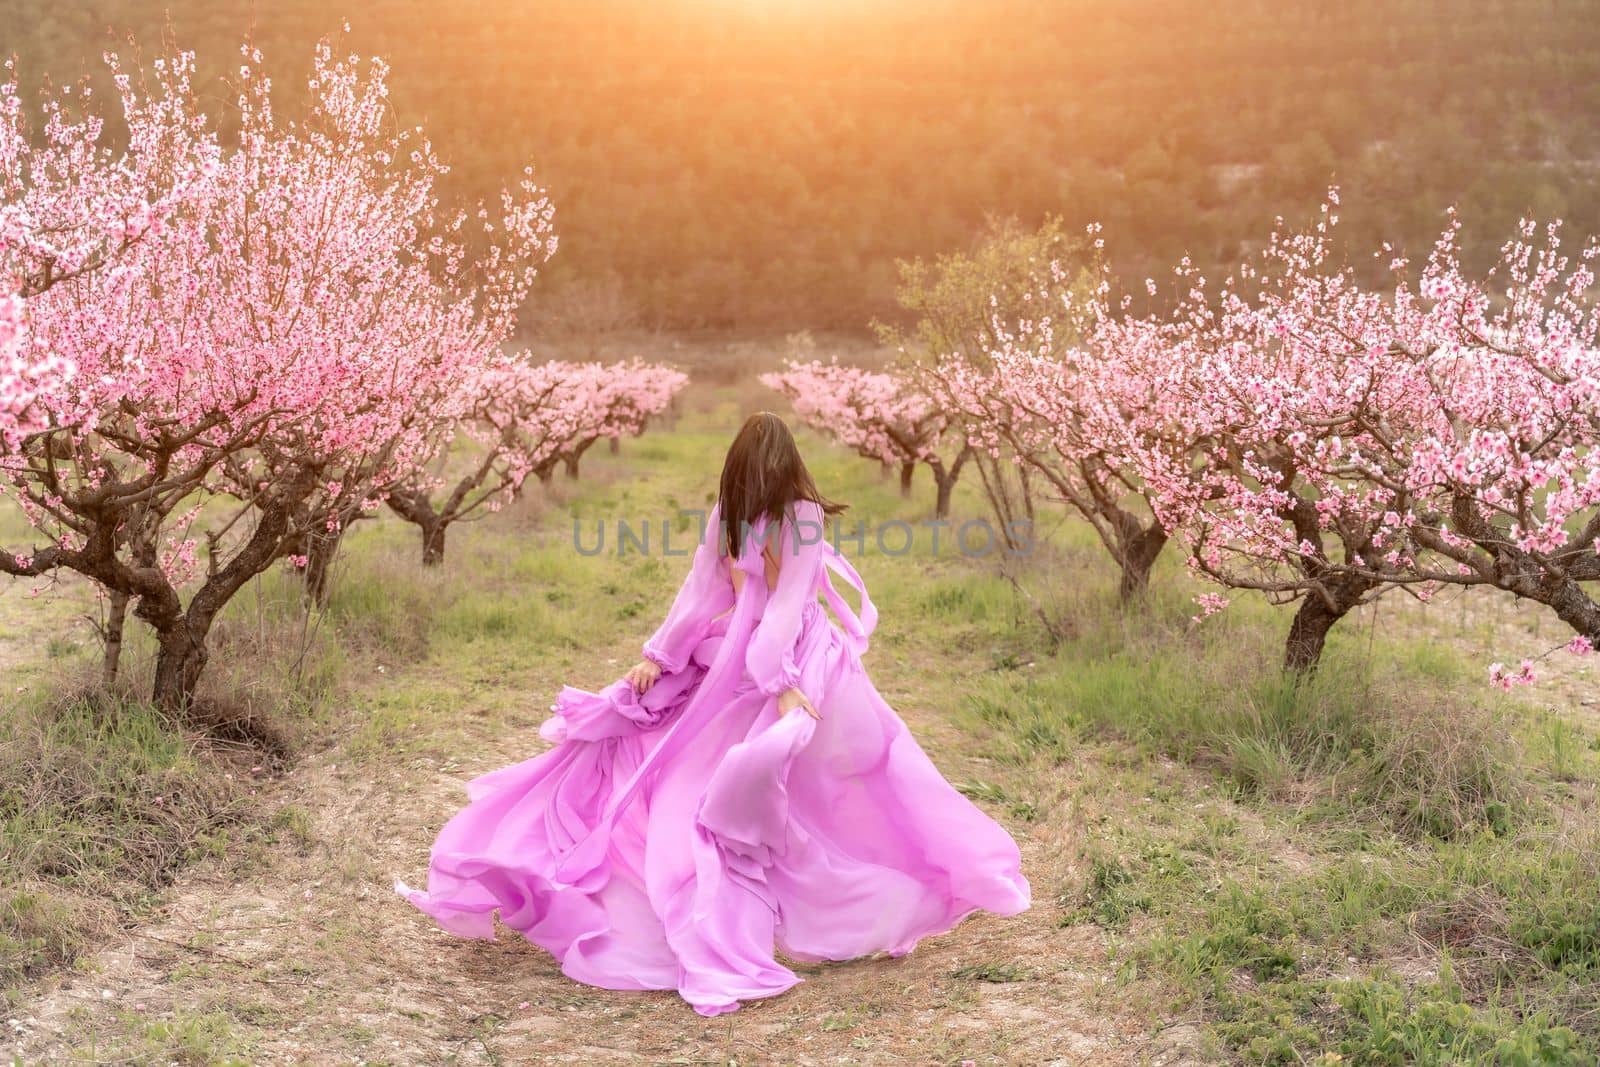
[718,412,845,559]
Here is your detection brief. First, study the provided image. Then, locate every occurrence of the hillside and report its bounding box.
[5,0,1599,329]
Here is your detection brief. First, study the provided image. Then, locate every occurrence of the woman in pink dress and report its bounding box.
[398,412,1030,1016]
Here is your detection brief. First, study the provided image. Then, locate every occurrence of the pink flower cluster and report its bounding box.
[760,359,953,469]
[3,34,555,538]
[1488,660,1538,691]
[412,355,687,509]
[0,291,70,451]
[924,252,1186,592]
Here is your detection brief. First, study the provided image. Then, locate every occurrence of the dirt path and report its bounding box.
[7,659,1188,1065]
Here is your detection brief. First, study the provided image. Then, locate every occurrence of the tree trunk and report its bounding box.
[1284,598,1342,673]
[102,589,129,686]
[935,473,956,519]
[151,621,208,714]
[972,450,1027,550]
[564,437,598,480]
[899,462,915,498]
[421,519,447,566]
[1283,575,1378,671]
[608,435,621,455]
[1017,461,1036,523]
[1116,525,1168,603]
[537,466,555,486]
[387,489,451,567]
[303,527,343,606]
[131,471,316,733]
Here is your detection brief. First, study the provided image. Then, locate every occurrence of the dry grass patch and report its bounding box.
[0,691,260,994]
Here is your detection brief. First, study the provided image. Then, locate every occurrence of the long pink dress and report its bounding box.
[397,499,1030,1016]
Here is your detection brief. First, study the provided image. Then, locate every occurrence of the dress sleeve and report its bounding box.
[642,504,734,673]
[746,499,828,697]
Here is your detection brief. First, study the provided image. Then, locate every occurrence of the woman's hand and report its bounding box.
[778,687,820,720]
[625,659,662,694]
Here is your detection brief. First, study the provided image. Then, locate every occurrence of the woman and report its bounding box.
[397,412,1029,1017]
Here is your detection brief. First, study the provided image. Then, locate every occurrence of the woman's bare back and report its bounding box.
[729,541,780,597]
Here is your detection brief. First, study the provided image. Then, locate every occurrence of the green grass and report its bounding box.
[1126,825,1600,1065]
[1048,744,1600,1063]
[950,961,1033,984]
[961,578,1527,841]
[63,1007,252,1065]
[961,560,1599,1060]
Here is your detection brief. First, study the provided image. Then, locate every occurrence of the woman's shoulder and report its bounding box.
[781,498,827,541]
[786,497,825,523]
[771,498,827,558]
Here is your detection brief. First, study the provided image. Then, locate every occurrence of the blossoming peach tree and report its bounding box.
[540,358,689,482]
[382,357,686,566]
[0,36,555,714]
[1392,217,1600,685]
[933,243,1196,601]
[761,359,970,518]
[1127,195,1600,674]
[0,46,223,688]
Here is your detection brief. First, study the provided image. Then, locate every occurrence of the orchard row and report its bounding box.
[0,38,683,713]
[768,195,1600,682]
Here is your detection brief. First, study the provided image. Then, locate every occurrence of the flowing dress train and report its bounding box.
[397,499,1030,1016]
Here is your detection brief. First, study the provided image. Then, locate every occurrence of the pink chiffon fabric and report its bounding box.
[397,499,1030,1016]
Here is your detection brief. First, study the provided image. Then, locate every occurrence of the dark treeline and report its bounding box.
[6,0,1600,331]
